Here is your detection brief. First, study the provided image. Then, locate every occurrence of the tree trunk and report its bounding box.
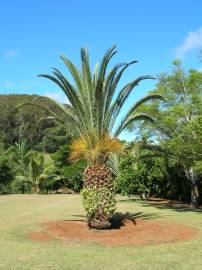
[190,183,199,209]
[21,183,25,194]
[33,184,39,194]
[185,168,200,209]
[83,164,116,230]
[140,192,149,201]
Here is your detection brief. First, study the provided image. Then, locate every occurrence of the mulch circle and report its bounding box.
[28,218,197,247]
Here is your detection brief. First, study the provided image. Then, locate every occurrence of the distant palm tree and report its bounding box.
[28,150,44,193]
[20,46,163,229]
[15,139,44,193]
[15,138,30,178]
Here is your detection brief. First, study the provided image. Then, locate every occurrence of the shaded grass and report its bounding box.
[0,194,202,270]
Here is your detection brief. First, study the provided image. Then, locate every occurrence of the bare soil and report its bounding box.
[28,218,197,247]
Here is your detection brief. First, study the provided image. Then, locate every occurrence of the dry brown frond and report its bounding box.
[69,134,123,164]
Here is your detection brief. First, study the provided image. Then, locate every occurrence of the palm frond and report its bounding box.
[16,102,65,124]
[109,75,156,129]
[96,45,117,90]
[105,60,138,109]
[60,54,83,91]
[130,94,165,111]
[34,46,162,164]
[114,113,155,137]
[37,116,56,127]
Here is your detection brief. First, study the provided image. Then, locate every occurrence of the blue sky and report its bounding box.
[0,0,202,139]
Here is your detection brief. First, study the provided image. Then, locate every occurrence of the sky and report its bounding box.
[0,0,202,140]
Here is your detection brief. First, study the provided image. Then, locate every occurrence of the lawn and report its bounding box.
[0,194,201,270]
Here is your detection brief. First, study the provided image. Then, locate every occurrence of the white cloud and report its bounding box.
[175,27,202,58]
[44,91,69,104]
[4,80,14,88]
[3,49,19,57]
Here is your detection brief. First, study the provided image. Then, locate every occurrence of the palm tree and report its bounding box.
[19,46,163,229]
[28,151,44,193]
[15,138,30,178]
[15,138,32,193]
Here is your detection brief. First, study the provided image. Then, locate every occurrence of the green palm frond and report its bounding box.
[113,94,164,136]
[18,46,164,164]
[16,102,64,124]
[96,45,117,91]
[105,60,138,108]
[60,54,83,91]
[114,113,155,137]
[108,76,156,129]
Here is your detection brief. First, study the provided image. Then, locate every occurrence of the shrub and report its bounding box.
[117,153,165,198]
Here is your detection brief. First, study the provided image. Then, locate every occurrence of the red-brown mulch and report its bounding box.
[28,219,197,247]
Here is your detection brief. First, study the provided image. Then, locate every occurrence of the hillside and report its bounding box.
[0,94,68,152]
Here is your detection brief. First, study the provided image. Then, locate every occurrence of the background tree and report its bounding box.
[52,144,86,192]
[117,140,166,199]
[38,124,70,153]
[130,61,202,208]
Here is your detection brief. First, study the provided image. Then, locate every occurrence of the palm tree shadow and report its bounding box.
[110,212,136,229]
[61,212,162,229]
[110,211,161,229]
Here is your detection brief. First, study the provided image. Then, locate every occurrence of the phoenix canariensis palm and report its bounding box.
[19,46,163,229]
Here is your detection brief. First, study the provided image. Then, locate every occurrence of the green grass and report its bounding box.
[0,194,201,270]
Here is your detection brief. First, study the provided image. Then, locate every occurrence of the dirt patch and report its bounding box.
[29,231,54,242]
[28,219,197,247]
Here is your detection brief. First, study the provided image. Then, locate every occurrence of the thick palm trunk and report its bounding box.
[83,164,116,229]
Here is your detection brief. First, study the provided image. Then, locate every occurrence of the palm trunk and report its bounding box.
[83,164,116,229]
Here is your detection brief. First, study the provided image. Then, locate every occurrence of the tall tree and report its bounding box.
[20,46,163,229]
[134,61,202,208]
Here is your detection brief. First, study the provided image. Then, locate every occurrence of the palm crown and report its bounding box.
[22,46,162,164]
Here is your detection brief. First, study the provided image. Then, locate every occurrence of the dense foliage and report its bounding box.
[128,61,202,207]
[0,155,15,193]
[52,144,86,192]
[117,147,165,199]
